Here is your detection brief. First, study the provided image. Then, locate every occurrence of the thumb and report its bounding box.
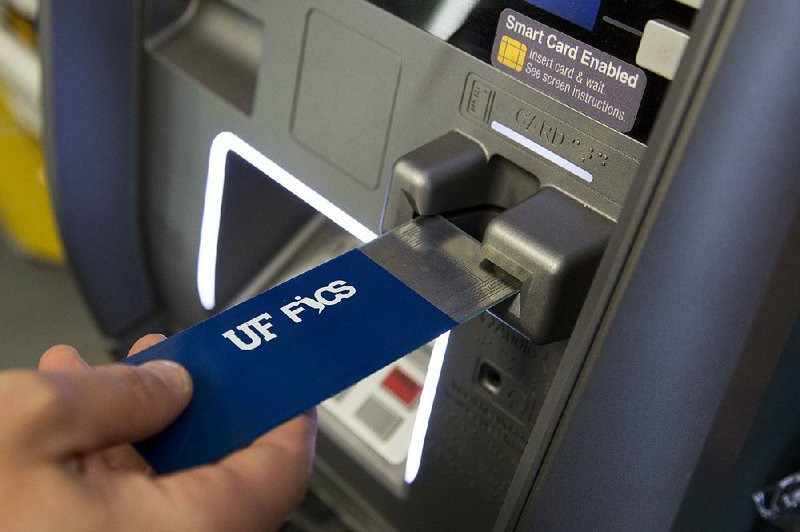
[29,361,192,457]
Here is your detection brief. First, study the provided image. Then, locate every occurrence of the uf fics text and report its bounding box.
[222,280,357,351]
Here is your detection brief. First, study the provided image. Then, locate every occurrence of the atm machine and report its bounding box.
[41,0,800,530]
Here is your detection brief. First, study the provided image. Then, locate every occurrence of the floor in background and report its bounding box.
[0,234,110,369]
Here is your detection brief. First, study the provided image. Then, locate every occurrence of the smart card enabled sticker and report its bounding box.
[493,9,646,133]
[126,217,518,473]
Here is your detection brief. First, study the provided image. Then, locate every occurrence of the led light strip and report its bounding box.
[491,120,594,183]
[197,131,378,311]
[404,331,449,484]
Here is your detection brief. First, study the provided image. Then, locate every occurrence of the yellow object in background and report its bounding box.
[0,90,63,263]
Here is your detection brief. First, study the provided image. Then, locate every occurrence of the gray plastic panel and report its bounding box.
[140,0,646,325]
[292,10,401,190]
[312,314,564,531]
[151,0,262,113]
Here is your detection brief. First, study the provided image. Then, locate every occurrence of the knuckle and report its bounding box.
[22,378,65,424]
[0,372,65,431]
[115,365,161,405]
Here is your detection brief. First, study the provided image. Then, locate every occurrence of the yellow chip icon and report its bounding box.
[497,35,527,72]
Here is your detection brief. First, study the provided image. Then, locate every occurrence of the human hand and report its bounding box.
[0,334,316,531]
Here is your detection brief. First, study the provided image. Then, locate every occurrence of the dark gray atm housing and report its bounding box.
[41,0,800,530]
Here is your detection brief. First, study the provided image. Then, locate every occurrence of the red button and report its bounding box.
[381,367,422,407]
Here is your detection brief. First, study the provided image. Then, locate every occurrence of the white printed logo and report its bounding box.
[280,280,356,323]
[221,280,357,351]
[221,312,277,351]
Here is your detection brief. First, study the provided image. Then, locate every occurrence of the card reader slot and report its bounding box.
[382,131,540,232]
[383,132,613,342]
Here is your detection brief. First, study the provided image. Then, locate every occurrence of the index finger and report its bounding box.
[128,334,168,356]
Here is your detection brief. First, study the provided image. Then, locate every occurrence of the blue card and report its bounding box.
[125,217,518,473]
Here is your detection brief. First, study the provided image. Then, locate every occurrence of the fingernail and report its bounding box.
[142,360,192,394]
